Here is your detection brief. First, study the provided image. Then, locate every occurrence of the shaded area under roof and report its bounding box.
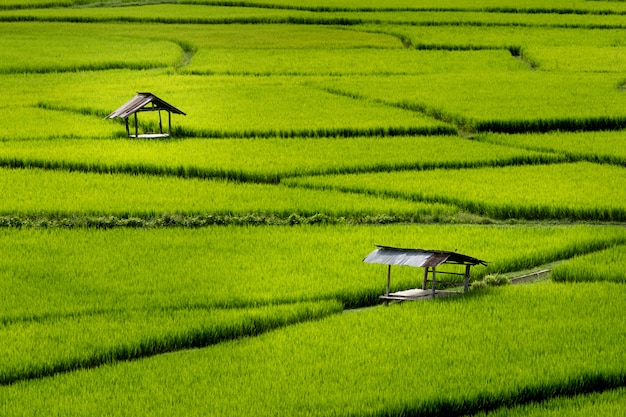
[105,92,186,120]
[363,245,487,268]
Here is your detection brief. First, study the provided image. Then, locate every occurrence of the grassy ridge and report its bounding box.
[551,245,626,283]
[479,131,626,167]
[314,72,626,133]
[0,301,342,386]
[0,137,561,182]
[2,70,453,139]
[0,167,452,219]
[1,225,624,321]
[286,162,626,221]
[476,386,626,417]
[2,283,625,416]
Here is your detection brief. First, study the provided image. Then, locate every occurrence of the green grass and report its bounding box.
[476,387,626,417]
[0,301,342,385]
[551,244,626,283]
[0,22,181,73]
[479,131,626,166]
[0,167,453,220]
[313,72,626,132]
[0,136,560,181]
[3,70,454,139]
[184,48,528,76]
[2,283,626,416]
[1,225,623,320]
[286,162,626,221]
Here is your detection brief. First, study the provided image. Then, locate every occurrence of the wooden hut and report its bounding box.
[363,245,487,305]
[105,92,186,138]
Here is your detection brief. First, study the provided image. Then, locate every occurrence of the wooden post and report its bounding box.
[385,264,391,307]
[431,267,437,298]
[125,118,129,137]
[168,111,171,136]
[158,110,163,135]
[464,264,471,292]
[134,112,138,138]
[422,267,429,290]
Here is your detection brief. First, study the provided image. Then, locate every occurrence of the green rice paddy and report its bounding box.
[1,1,625,416]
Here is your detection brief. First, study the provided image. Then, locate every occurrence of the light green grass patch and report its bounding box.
[480,131,626,166]
[0,167,450,218]
[0,136,558,182]
[476,386,626,417]
[361,24,626,50]
[2,283,625,416]
[0,106,121,140]
[522,46,626,72]
[314,72,626,132]
[185,48,528,75]
[0,300,342,385]
[0,22,181,73]
[1,225,624,319]
[551,244,626,283]
[19,71,452,138]
[286,162,626,221]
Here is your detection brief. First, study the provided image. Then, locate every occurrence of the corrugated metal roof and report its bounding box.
[363,245,487,268]
[105,92,186,119]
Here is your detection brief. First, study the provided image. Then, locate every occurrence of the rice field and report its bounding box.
[1,0,626,416]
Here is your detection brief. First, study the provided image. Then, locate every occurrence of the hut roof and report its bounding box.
[105,92,186,119]
[363,245,487,268]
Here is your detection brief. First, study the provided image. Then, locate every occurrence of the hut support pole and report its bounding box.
[431,267,437,298]
[464,264,471,292]
[422,267,429,290]
[385,265,391,306]
[168,111,171,136]
[125,118,129,137]
[159,110,163,135]
[134,113,138,138]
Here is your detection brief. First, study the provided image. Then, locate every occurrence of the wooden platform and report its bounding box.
[130,133,170,139]
[379,288,462,303]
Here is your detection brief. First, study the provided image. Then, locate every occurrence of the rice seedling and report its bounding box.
[521,46,626,72]
[1,225,623,321]
[184,48,528,76]
[0,300,342,385]
[285,162,626,221]
[2,283,625,416]
[0,136,559,182]
[312,71,626,132]
[4,70,453,139]
[475,387,626,417]
[0,167,454,220]
[551,244,626,283]
[479,131,626,167]
[0,22,181,73]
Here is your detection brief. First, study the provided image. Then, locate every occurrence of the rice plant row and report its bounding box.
[0,136,561,183]
[551,244,626,283]
[475,386,626,417]
[2,225,624,321]
[0,167,456,221]
[314,71,626,133]
[285,162,626,221]
[2,283,625,416]
[0,301,342,386]
[479,131,626,167]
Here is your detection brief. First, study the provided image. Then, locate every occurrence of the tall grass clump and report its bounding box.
[2,283,626,416]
